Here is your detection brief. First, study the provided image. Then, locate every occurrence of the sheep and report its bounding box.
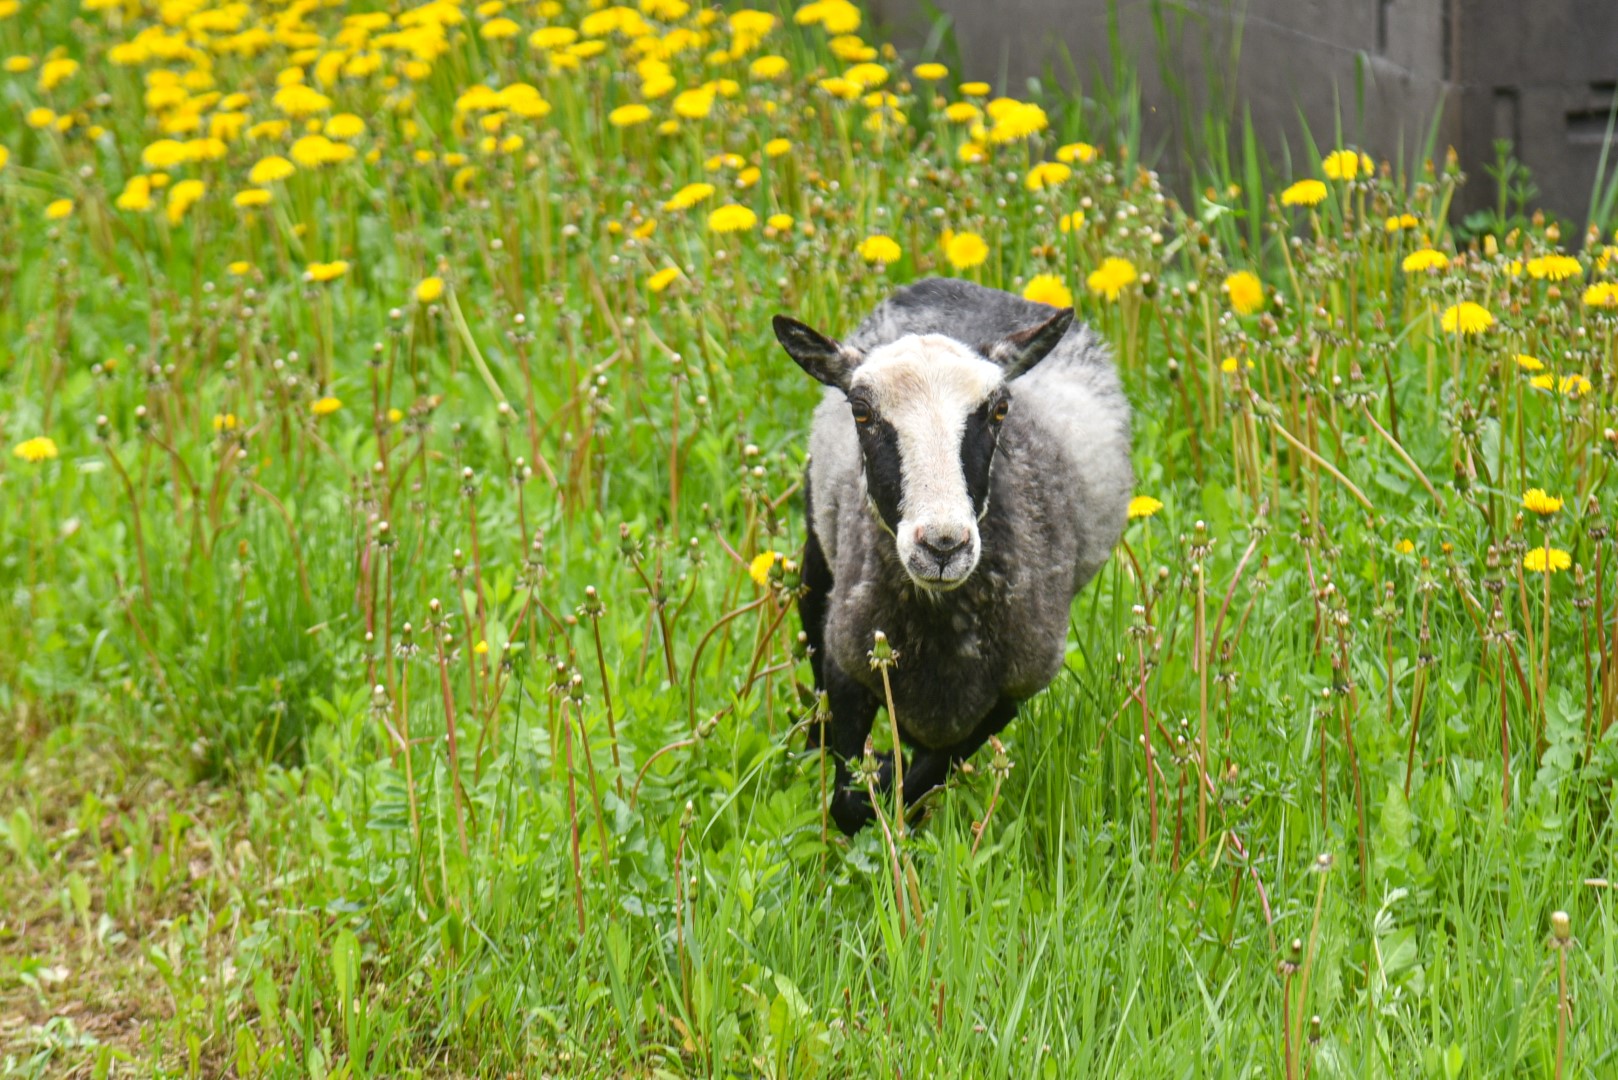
[772,277,1134,835]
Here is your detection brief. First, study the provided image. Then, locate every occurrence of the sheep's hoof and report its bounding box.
[830,791,877,836]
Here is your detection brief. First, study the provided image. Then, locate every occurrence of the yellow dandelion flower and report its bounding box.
[249,155,296,185]
[4,56,35,73]
[1022,274,1073,308]
[707,203,757,233]
[912,62,947,81]
[1393,538,1416,555]
[1024,161,1072,191]
[764,137,791,157]
[749,54,789,79]
[1439,301,1494,335]
[1560,373,1592,397]
[25,107,56,129]
[1280,178,1328,207]
[1127,495,1163,520]
[1526,254,1581,281]
[1402,248,1449,273]
[817,76,860,101]
[844,62,888,89]
[794,0,861,34]
[986,101,1047,143]
[1086,256,1139,301]
[1222,270,1265,315]
[673,85,715,119]
[38,57,78,91]
[480,16,519,39]
[116,175,154,212]
[234,188,272,208]
[165,178,204,225]
[290,135,354,168]
[1522,546,1571,574]
[311,396,343,416]
[858,234,902,264]
[212,414,238,433]
[325,113,366,139]
[528,26,578,49]
[944,102,980,123]
[945,231,989,270]
[1059,210,1085,233]
[748,550,780,586]
[1514,353,1544,372]
[1530,373,1555,390]
[248,119,290,141]
[647,266,680,293]
[227,261,252,276]
[1583,282,1618,308]
[609,103,652,127]
[12,436,59,463]
[663,181,714,211]
[957,141,987,164]
[45,198,73,220]
[1522,489,1563,516]
[306,260,350,283]
[1384,213,1419,232]
[416,276,444,302]
[959,81,990,97]
[632,218,658,239]
[1056,141,1098,164]
[766,212,793,231]
[1321,148,1373,180]
[272,83,332,116]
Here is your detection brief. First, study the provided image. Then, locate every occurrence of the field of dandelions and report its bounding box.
[2,0,1618,1074]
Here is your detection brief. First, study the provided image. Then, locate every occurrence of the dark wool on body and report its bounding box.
[774,278,1134,834]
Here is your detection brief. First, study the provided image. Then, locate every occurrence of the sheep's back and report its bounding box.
[1010,332,1133,592]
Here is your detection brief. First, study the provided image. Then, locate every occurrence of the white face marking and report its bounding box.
[850,334,1005,590]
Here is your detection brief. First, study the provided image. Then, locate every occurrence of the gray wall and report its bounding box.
[868,0,1617,226]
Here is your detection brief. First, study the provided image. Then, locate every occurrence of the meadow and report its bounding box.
[2,0,1618,1075]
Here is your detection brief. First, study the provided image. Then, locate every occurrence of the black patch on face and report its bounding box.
[851,394,904,534]
[961,391,1008,516]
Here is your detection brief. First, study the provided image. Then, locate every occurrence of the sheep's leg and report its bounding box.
[899,697,1020,814]
[798,482,833,744]
[823,662,884,835]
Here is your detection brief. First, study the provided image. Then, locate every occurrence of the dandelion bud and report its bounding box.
[1551,910,1571,942]
[579,588,605,621]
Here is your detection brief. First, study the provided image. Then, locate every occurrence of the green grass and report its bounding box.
[3,0,1618,1076]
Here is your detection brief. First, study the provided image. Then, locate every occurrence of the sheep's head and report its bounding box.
[773,307,1073,591]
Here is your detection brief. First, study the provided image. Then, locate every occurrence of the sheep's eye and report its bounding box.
[991,398,1010,423]
[850,400,872,424]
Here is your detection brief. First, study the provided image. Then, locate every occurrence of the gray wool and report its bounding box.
[806,278,1133,748]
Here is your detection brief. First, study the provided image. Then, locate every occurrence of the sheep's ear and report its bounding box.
[981,307,1074,380]
[776,314,867,390]
[773,315,857,390]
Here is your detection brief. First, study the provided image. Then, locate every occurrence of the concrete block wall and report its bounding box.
[866,0,1617,226]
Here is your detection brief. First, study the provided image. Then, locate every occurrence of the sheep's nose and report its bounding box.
[916,527,967,560]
